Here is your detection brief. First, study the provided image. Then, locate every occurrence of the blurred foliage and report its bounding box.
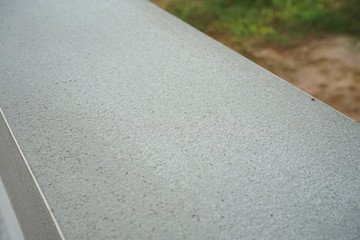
[156,0,360,47]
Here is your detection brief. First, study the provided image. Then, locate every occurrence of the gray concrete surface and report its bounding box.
[0,0,360,239]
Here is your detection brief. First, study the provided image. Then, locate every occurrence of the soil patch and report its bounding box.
[249,36,360,122]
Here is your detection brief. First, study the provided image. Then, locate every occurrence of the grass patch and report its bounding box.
[153,0,360,48]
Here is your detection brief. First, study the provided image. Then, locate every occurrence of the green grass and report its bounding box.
[155,0,360,48]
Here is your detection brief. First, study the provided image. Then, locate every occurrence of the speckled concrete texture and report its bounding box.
[1,0,360,239]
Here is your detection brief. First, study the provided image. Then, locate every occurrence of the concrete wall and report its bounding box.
[0,0,360,239]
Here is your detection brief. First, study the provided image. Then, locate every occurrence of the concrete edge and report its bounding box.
[0,108,65,240]
[148,1,360,125]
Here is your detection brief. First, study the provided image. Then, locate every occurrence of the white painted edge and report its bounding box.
[0,177,25,240]
[0,108,66,240]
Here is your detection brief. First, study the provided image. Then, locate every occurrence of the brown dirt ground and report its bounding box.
[248,36,360,122]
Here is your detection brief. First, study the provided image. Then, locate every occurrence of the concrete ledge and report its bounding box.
[0,110,64,240]
[1,0,360,239]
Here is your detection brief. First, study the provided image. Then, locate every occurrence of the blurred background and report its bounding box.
[151,0,360,122]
